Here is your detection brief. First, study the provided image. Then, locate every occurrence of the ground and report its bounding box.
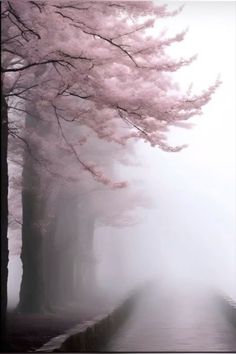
[6,296,113,352]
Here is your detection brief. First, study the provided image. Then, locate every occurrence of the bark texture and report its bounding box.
[1,88,9,342]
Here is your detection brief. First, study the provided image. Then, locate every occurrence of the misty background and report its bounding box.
[7,1,236,308]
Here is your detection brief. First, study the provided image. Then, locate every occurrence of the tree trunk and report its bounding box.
[74,206,96,302]
[42,190,80,310]
[44,192,98,309]
[1,89,9,343]
[43,216,57,312]
[18,150,45,313]
[18,104,47,313]
[54,192,80,307]
[18,67,51,314]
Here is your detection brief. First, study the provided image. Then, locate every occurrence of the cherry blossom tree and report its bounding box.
[1,0,220,336]
[2,1,219,158]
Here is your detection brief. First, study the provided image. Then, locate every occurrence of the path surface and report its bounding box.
[104,280,236,352]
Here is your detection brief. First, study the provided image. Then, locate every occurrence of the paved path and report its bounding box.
[104,280,236,352]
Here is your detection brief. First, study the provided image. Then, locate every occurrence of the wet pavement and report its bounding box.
[103,280,236,352]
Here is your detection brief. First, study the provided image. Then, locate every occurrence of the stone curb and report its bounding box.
[35,292,137,352]
[217,293,236,328]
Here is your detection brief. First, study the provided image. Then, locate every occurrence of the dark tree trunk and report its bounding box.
[1,89,9,343]
[74,208,96,302]
[85,216,96,289]
[55,193,80,307]
[18,151,45,313]
[44,192,97,309]
[18,105,47,314]
[43,217,57,312]
[42,190,80,310]
[18,68,50,314]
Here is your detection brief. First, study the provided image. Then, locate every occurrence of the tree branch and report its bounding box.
[5,84,38,97]
[29,1,44,13]
[9,131,64,180]
[117,106,148,136]
[7,1,41,39]
[82,30,138,67]
[53,108,106,182]
[2,59,73,73]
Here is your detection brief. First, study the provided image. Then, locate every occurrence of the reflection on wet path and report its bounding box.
[104,281,236,352]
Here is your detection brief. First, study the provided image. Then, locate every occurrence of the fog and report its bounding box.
[7,0,235,318]
[94,0,236,302]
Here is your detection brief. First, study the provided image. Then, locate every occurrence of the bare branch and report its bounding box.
[53,108,105,181]
[82,30,138,67]
[29,1,45,13]
[108,3,125,9]
[117,106,148,136]
[55,10,75,22]
[7,1,41,39]
[52,103,88,123]
[4,72,22,95]
[8,106,38,120]
[2,33,24,45]
[2,59,72,73]
[52,4,91,11]
[5,84,38,97]
[7,14,30,42]
[9,131,63,180]
[56,50,93,61]
[64,91,92,100]
[112,24,148,41]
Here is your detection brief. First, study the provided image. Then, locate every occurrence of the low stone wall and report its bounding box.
[217,293,236,328]
[36,291,138,352]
